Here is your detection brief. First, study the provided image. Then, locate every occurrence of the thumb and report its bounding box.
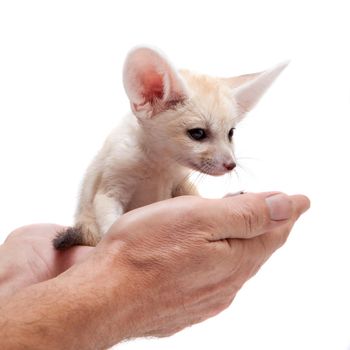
[203,192,309,241]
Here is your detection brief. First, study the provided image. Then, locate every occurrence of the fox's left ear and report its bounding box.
[227,61,289,113]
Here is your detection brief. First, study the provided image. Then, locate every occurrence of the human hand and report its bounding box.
[0,224,93,298]
[0,192,309,350]
[88,192,310,340]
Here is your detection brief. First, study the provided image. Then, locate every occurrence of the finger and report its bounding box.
[222,194,310,282]
[237,194,310,267]
[290,194,311,216]
[5,223,66,242]
[253,194,310,256]
[202,192,307,241]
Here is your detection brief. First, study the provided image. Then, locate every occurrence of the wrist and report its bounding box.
[0,248,139,350]
[47,249,142,348]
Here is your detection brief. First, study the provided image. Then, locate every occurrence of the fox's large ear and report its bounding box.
[123,47,188,118]
[227,61,289,113]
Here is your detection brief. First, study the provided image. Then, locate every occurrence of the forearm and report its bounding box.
[0,253,136,350]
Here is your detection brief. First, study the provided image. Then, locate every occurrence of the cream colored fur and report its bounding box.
[65,47,288,247]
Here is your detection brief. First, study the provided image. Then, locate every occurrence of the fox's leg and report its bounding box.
[172,179,200,197]
[93,192,124,235]
[53,192,124,250]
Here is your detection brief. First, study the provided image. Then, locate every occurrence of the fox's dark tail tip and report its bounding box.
[53,226,84,250]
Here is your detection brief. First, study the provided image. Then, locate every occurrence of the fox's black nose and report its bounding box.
[223,161,236,171]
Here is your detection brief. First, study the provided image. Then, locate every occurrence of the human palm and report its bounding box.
[3,224,93,287]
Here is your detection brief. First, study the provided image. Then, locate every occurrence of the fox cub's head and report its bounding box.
[123,47,287,176]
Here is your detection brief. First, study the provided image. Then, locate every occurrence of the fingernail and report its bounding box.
[265,193,293,221]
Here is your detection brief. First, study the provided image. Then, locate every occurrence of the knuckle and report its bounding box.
[241,203,264,236]
[275,226,292,249]
[215,296,234,314]
[278,232,288,247]
[239,239,266,278]
[258,236,268,260]
[224,295,236,309]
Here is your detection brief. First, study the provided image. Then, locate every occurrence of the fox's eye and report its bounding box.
[228,128,235,141]
[187,128,207,141]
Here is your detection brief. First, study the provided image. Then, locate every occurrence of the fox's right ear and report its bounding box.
[123,47,188,119]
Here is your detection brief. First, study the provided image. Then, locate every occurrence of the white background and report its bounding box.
[0,1,349,349]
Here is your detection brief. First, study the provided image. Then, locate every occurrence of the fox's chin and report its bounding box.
[184,161,229,176]
[199,168,228,176]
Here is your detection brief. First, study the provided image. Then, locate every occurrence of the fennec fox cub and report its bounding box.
[53,47,287,249]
